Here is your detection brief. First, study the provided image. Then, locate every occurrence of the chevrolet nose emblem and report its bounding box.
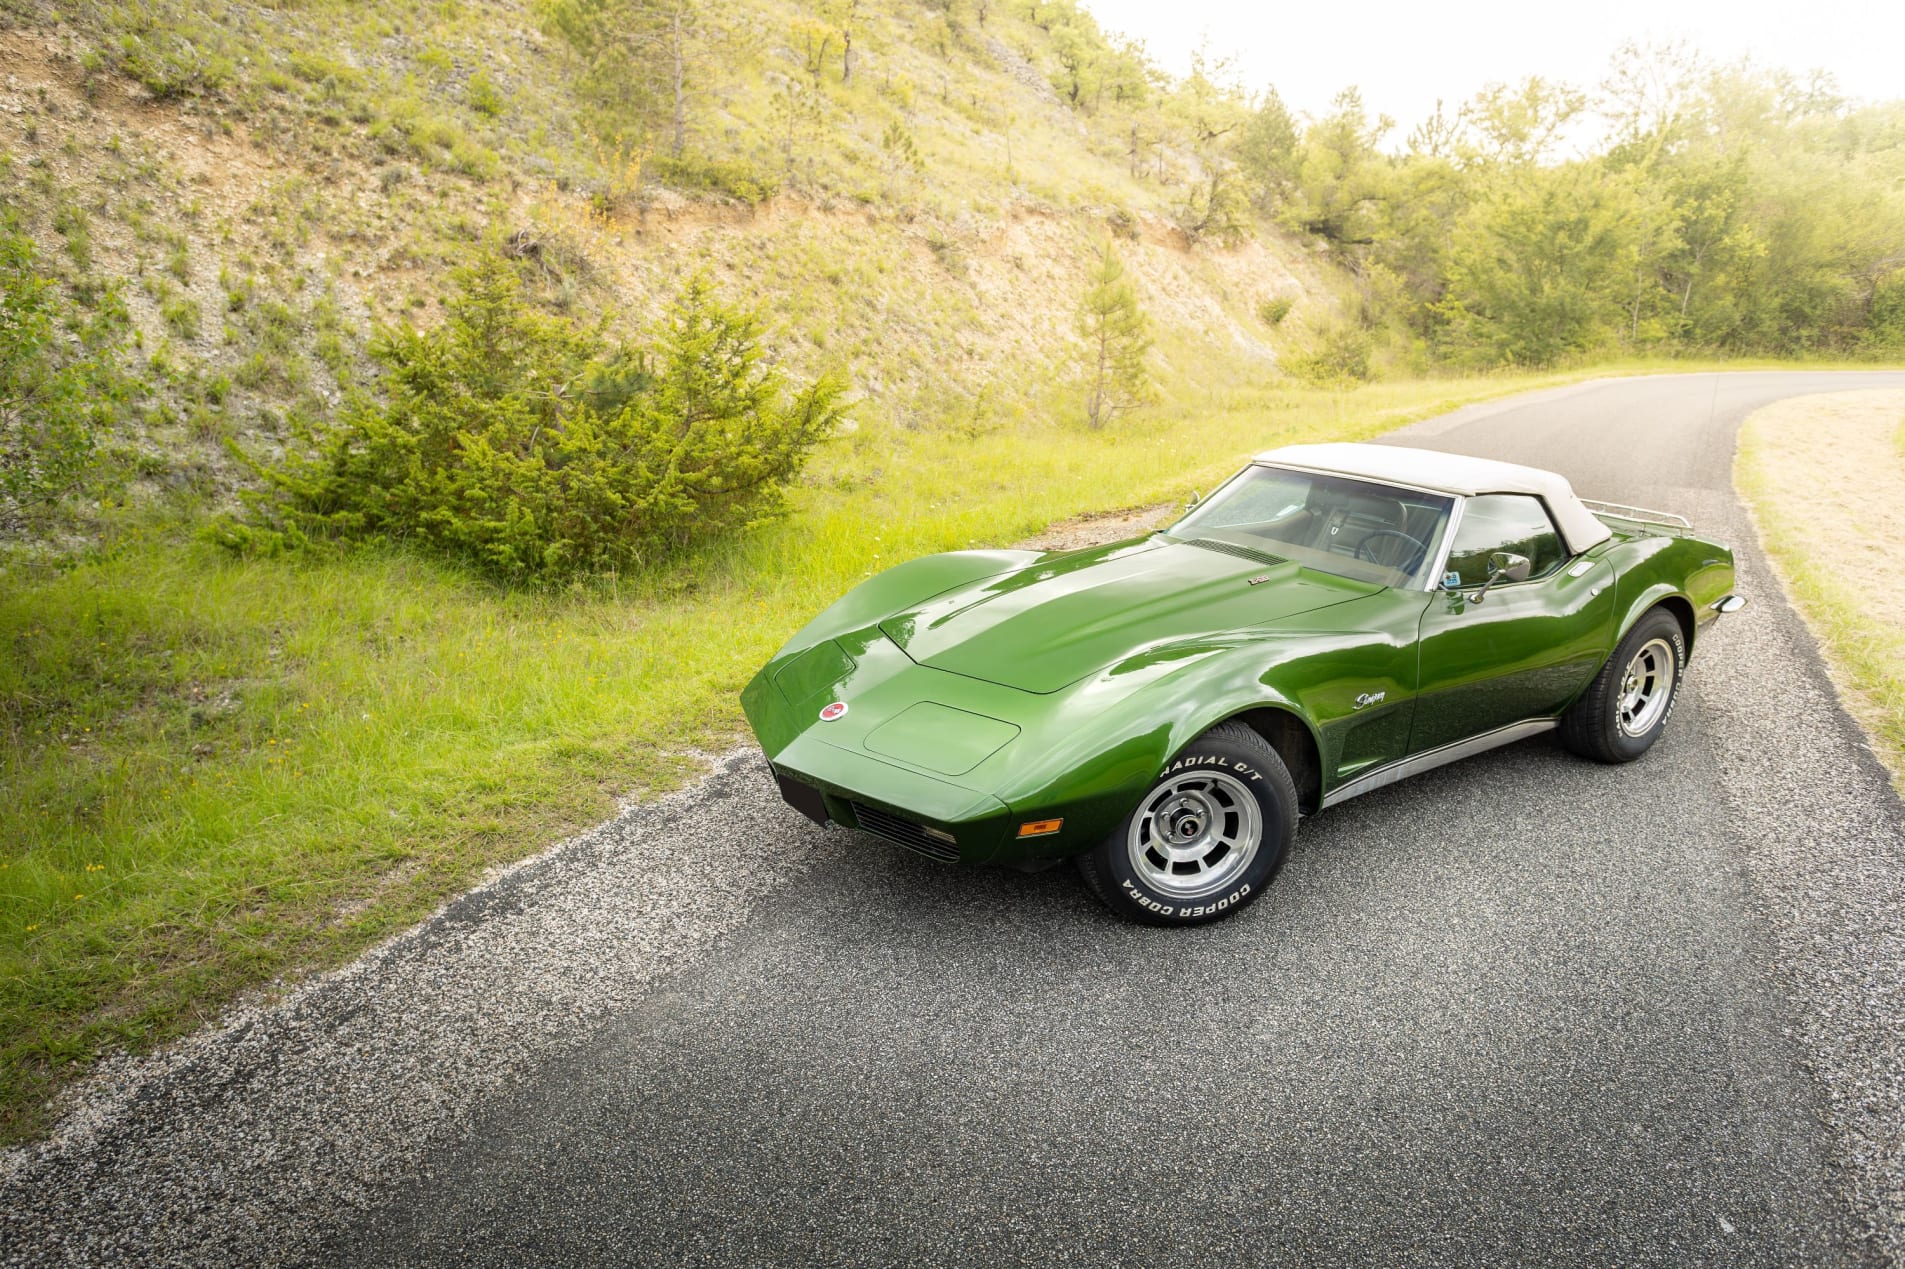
[818,701,848,722]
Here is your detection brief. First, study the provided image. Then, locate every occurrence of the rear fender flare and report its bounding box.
[1614,583,1696,660]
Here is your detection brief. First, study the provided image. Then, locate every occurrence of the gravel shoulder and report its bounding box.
[0,752,826,1267]
[1726,390,1905,1255]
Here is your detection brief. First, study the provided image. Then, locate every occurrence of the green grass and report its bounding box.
[1,363,1639,1143]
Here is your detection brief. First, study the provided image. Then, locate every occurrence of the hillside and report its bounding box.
[0,0,1328,523]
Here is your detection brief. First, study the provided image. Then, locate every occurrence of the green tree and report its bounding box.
[1460,78,1587,167]
[1868,269,1905,350]
[1281,89,1394,246]
[1432,166,1640,364]
[1075,240,1153,428]
[544,0,707,157]
[769,79,825,184]
[1235,87,1299,209]
[1049,23,1097,107]
[235,254,847,580]
[1165,50,1251,244]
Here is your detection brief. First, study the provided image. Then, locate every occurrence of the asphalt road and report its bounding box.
[7,372,1905,1268]
[335,370,1905,1266]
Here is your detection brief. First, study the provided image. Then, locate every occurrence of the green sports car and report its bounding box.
[740,442,1745,925]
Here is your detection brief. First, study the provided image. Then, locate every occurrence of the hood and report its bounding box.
[880,536,1377,693]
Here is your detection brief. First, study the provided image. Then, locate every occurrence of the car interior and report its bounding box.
[1170,466,1454,589]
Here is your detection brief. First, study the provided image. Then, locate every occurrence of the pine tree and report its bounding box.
[1075,240,1153,429]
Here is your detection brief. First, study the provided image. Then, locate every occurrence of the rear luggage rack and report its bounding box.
[1580,499,1691,531]
[850,802,961,863]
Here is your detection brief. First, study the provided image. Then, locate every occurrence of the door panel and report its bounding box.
[1410,558,1617,754]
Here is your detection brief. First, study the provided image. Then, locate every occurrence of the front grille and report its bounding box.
[850,802,960,863]
[1183,539,1288,567]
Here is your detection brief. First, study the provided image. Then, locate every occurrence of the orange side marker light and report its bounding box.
[1017,819,1063,838]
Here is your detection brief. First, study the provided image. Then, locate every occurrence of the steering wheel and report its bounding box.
[1354,529,1429,574]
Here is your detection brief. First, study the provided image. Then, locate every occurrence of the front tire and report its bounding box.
[1560,606,1687,763]
[1077,722,1298,926]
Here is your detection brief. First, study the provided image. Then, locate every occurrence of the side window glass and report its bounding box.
[1445,495,1565,586]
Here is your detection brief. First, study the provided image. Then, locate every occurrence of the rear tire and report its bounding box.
[1560,607,1686,763]
[1077,722,1297,926]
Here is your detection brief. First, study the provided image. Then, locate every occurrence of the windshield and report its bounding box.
[1167,464,1454,589]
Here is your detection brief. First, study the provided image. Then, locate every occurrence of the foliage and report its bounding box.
[1284,322,1373,386]
[1870,271,1905,350]
[1257,295,1293,326]
[1234,89,1299,209]
[646,153,780,205]
[543,0,708,158]
[1431,167,1643,365]
[1257,56,1905,366]
[880,121,924,174]
[466,71,505,119]
[1074,239,1152,428]
[226,255,847,581]
[0,217,132,529]
[1172,167,1250,246]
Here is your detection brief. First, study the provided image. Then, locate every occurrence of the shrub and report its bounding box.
[0,216,132,527]
[52,200,91,271]
[1257,295,1293,326]
[647,155,780,206]
[116,33,234,101]
[468,71,505,119]
[1285,322,1374,386]
[1868,269,1905,351]
[924,228,966,276]
[161,294,200,341]
[228,255,847,581]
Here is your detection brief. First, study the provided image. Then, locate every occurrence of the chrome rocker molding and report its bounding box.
[1321,719,1560,809]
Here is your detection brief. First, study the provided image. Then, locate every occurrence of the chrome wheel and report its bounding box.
[1616,637,1677,737]
[1126,769,1262,901]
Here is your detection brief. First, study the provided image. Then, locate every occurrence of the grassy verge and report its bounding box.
[0,358,1875,1143]
[1737,388,1905,793]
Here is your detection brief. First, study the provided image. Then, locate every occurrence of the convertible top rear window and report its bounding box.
[1167,464,1454,589]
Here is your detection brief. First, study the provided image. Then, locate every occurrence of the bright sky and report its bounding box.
[1079,0,1905,140]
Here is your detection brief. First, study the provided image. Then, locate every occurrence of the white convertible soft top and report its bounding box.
[1254,442,1613,556]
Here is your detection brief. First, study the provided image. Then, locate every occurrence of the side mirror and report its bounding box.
[1467,552,1532,605]
[1492,551,1533,583]
[1185,489,1203,510]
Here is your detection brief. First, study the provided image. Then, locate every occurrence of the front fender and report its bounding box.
[781,549,1041,654]
[990,635,1330,859]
